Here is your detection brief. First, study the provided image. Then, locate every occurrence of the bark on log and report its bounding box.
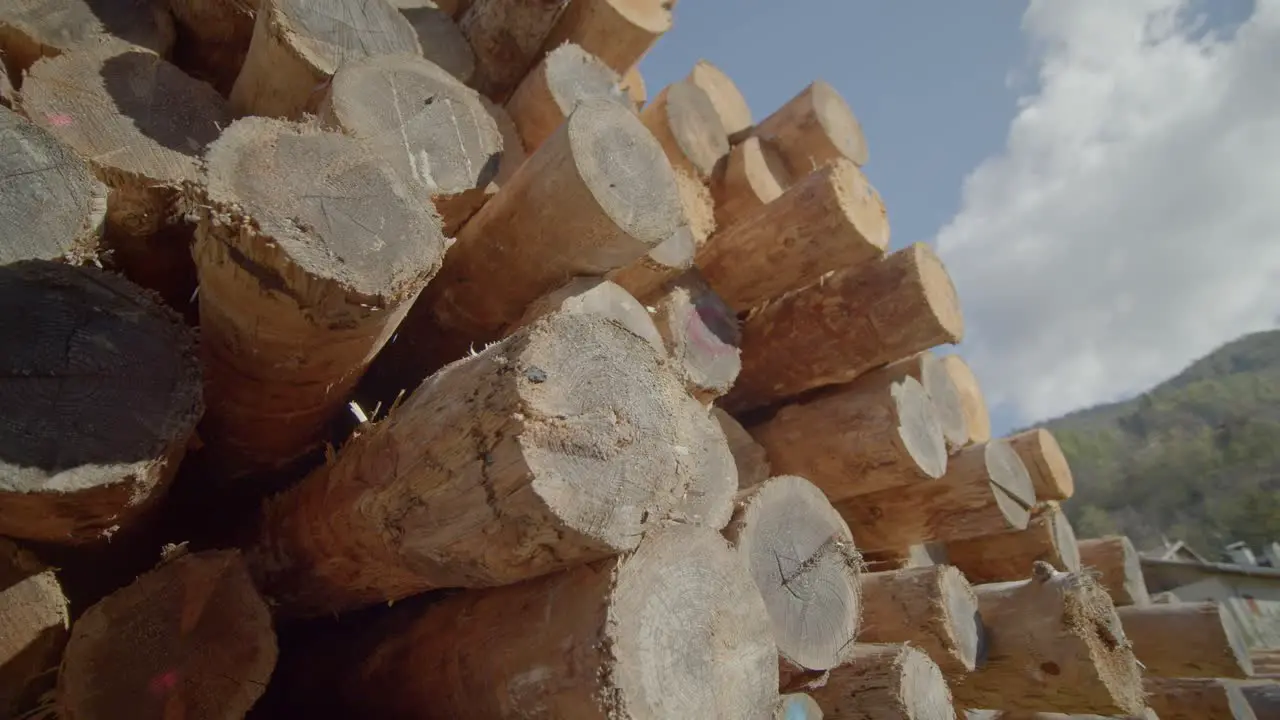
[1007,428,1075,502]
[541,0,671,75]
[687,58,753,142]
[620,63,645,109]
[857,566,984,675]
[808,644,956,720]
[271,525,780,719]
[723,476,862,681]
[250,311,736,618]
[941,354,992,446]
[459,0,569,101]
[229,0,420,119]
[505,41,625,153]
[946,502,1082,584]
[0,0,174,80]
[1144,678,1257,720]
[0,261,201,544]
[518,276,663,354]
[750,374,946,502]
[650,270,742,403]
[832,439,1035,549]
[317,52,503,234]
[1077,536,1150,607]
[390,0,476,83]
[846,351,969,454]
[366,97,681,392]
[191,116,446,475]
[710,135,791,230]
[1241,682,1280,719]
[950,563,1145,716]
[697,158,889,313]
[56,549,278,720]
[607,225,696,304]
[752,79,867,173]
[1116,602,1253,678]
[724,242,965,413]
[640,79,730,180]
[22,44,230,311]
[165,0,255,94]
[0,538,69,718]
[712,407,771,490]
[777,694,824,720]
[0,105,106,266]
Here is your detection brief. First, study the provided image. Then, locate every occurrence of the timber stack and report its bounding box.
[0,1,1275,718]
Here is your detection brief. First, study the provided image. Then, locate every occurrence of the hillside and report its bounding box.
[1041,329,1280,555]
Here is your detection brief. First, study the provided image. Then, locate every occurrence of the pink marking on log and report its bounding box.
[47,114,74,127]
[149,669,179,695]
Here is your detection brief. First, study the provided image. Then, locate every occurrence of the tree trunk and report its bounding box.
[1006,429,1075,502]
[1076,536,1150,607]
[390,0,476,83]
[0,262,201,544]
[712,407,771,490]
[807,644,956,720]
[710,136,790,231]
[941,354,991,446]
[1116,602,1253,678]
[268,526,780,719]
[946,502,1081,584]
[0,0,174,79]
[749,375,947,501]
[722,475,863,684]
[750,80,867,173]
[249,310,736,618]
[697,158,889,313]
[649,270,742,403]
[724,242,965,413]
[459,0,569,101]
[686,59,753,141]
[191,116,447,476]
[316,52,504,234]
[541,0,671,75]
[950,563,1145,716]
[857,566,984,675]
[505,41,624,154]
[640,79,730,181]
[1144,678,1258,720]
[0,105,106,266]
[229,0,420,119]
[56,549,278,720]
[0,538,69,718]
[165,0,255,94]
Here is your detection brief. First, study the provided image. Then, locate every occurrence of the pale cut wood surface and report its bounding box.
[687,58,752,140]
[1077,536,1151,606]
[518,276,664,354]
[650,270,742,403]
[752,79,868,172]
[505,41,625,153]
[1117,602,1254,678]
[710,135,791,229]
[0,538,68,718]
[857,566,984,675]
[843,351,969,457]
[808,644,956,720]
[946,502,1082,584]
[541,0,671,74]
[0,0,175,78]
[941,354,992,446]
[1007,428,1076,501]
[640,79,729,180]
[607,225,696,304]
[620,63,646,109]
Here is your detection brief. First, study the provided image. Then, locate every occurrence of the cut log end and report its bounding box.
[652,271,742,402]
[0,538,69,717]
[0,0,175,77]
[915,241,966,345]
[540,0,671,75]
[675,167,717,245]
[519,276,664,354]
[390,0,477,82]
[1007,428,1075,501]
[755,79,867,173]
[1118,602,1254,679]
[687,58,752,140]
[56,550,277,719]
[607,225,696,304]
[858,566,984,675]
[810,644,955,720]
[710,135,790,230]
[711,407,771,490]
[1077,536,1151,607]
[506,41,626,153]
[894,375,950,481]
[941,354,991,446]
[0,261,201,544]
[981,440,1037,530]
[641,80,730,180]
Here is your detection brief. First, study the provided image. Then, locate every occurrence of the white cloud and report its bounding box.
[936,0,1280,426]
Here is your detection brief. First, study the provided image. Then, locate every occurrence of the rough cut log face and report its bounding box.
[518,276,664,354]
[687,58,752,141]
[0,0,175,78]
[192,116,446,474]
[945,502,1081,584]
[752,79,868,173]
[250,311,737,618]
[540,0,672,74]
[855,351,968,453]
[856,566,984,675]
[460,0,570,101]
[620,64,646,109]
[941,354,991,447]
[317,52,502,233]
[477,94,526,189]
[505,41,627,154]
[711,407,771,490]
[56,549,278,720]
[389,0,476,82]
[808,644,956,720]
[0,538,69,717]
[640,80,730,180]
[710,136,791,230]
[1144,677,1257,720]
[651,270,742,403]
[606,225,696,305]
[0,261,202,544]
[0,105,107,266]
[1117,602,1254,678]
[166,0,256,95]
[1077,536,1151,607]
[1006,428,1075,502]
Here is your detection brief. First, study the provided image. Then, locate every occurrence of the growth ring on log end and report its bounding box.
[0,261,202,544]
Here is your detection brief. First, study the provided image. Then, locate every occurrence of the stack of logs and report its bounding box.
[1,0,1278,718]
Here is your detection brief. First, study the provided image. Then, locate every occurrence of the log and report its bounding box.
[459,0,569,101]
[390,0,476,83]
[832,439,1035,549]
[165,0,255,94]
[190,116,446,475]
[778,694,825,720]
[607,225,696,304]
[317,52,503,234]
[56,549,278,719]
[857,566,984,675]
[687,59,753,142]
[946,502,1081,584]
[0,261,201,544]
[1144,678,1257,720]
[249,310,737,618]
[0,0,174,79]
[366,97,682,391]
[1116,602,1253,678]
[1077,536,1150,607]
[0,105,107,266]
[697,158,888,313]
[675,165,717,244]
[0,538,69,717]
[518,276,663,355]
[710,135,791,232]
[723,476,862,682]
[0,53,13,107]
[1241,682,1280,719]
[22,44,230,310]
[505,41,625,153]
[640,79,730,180]
[271,525,780,719]
[724,242,965,413]
[752,79,867,174]
[941,354,992,446]
[650,270,742,403]
[712,407,771,489]
[620,63,646,109]
[229,0,420,119]
[541,0,672,74]
[847,351,968,453]
[861,543,950,572]
[950,563,1145,716]
[478,94,526,190]
[1007,428,1075,501]
[808,644,956,720]
[750,374,946,502]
